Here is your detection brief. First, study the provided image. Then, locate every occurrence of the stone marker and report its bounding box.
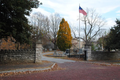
[35,40,42,63]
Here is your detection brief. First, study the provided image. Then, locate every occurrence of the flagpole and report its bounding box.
[78,5,87,58]
[79,4,81,58]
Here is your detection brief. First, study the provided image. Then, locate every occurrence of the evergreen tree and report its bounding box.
[57,18,72,51]
[105,19,120,51]
[0,0,40,44]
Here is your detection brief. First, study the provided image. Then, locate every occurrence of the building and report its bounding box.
[71,38,85,50]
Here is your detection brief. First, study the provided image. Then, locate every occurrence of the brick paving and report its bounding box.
[0,61,120,80]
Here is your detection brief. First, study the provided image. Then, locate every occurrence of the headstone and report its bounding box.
[49,48,52,51]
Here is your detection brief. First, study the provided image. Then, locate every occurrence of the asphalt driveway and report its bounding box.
[41,52,75,63]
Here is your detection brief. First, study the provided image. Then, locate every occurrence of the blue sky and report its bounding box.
[40,6,55,13]
[31,0,120,31]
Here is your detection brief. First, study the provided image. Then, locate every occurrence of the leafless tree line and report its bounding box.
[29,12,61,50]
[29,8,106,50]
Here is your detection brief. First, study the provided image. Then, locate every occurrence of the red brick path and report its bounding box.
[0,62,120,80]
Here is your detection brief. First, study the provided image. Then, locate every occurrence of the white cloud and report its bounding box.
[116,10,120,16]
[31,8,51,17]
[82,0,120,14]
[31,0,120,31]
[117,14,120,16]
[116,10,120,13]
[106,18,116,29]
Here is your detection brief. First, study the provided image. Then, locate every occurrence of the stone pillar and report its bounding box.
[86,46,92,61]
[35,40,42,63]
[84,45,92,61]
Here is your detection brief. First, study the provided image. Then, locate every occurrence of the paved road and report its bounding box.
[41,52,75,63]
[1,62,120,80]
[1,52,120,80]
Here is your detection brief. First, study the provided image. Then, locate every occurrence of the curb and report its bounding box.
[80,61,120,66]
[0,63,58,77]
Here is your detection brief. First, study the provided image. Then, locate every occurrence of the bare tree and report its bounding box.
[30,13,44,41]
[81,8,106,45]
[30,12,51,39]
[71,26,79,38]
[29,12,61,52]
[49,13,61,54]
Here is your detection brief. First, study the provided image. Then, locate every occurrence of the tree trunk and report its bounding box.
[108,48,110,52]
[53,42,57,55]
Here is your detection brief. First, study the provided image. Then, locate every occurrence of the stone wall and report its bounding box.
[91,51,120,60]
[0,50,35,64]
[0,41,43,64]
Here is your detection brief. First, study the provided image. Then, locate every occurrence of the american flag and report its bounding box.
[79,6,87,15]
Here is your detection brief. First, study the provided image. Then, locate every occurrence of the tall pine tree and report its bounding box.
[0,0,40,44]
[57,18,72,51]
[105,19,120,51]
